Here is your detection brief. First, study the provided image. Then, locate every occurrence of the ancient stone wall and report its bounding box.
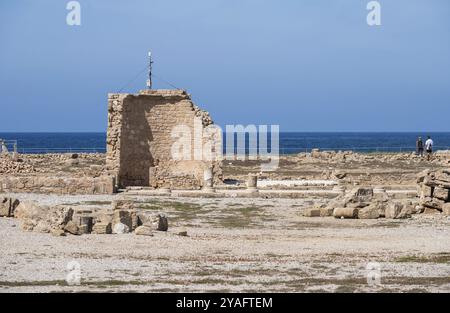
[0,175,115,195]
[106,89,222,189]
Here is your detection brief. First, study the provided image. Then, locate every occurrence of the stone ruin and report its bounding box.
[302,168,450,220]
[306,187,426,220]
[1,196,180,237]
[106,89,222,190]
[0,89,222,195]
[417,169,450,215]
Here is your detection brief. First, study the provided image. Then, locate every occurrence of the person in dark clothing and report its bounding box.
[416,137,424,157]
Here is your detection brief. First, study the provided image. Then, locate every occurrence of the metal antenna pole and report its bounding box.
[146,51,153,89]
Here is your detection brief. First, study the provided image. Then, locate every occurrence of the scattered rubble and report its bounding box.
[309,187,422,220]
[418,169,450,215]
[6,198,170,236]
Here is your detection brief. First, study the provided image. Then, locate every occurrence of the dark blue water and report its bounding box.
[1,132,450,154]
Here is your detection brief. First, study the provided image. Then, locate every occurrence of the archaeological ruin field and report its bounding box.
[1,150,449,292]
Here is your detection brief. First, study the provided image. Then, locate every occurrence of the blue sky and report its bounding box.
[1,0,449,132]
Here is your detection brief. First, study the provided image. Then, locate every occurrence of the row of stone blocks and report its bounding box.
[63,201,168,236]
[303,187,423,219]
[0,175,116,195]
[8,199,173,237]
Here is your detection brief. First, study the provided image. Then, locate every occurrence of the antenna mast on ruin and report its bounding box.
[146,51,153,89]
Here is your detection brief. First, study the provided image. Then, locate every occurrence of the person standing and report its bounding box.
[416,137,424,157]
[425,136,434,160]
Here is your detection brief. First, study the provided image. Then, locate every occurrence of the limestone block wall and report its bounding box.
[0,175,115,195]
[106,89,222,189]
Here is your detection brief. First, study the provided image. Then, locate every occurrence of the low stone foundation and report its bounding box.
[0,175,116,195]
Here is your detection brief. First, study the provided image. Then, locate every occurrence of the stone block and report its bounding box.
[433,187,449,201]
[303,208,321,217]
[92,222,112,234]
[64,221,80,235]
[141,213,168,231]
[319,207,334,217]
[419,185,433,199]
[134,225,153,236]
[357,203,381,219]
[112,222,129,234]
[385,202,403,219]
[113,210,132,230]
[422,197,445,211]
[333,207,358,219]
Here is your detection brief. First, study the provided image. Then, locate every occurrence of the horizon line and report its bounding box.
[1,131,450,134]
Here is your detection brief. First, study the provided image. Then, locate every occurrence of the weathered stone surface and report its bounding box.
[111,201,138,229]
[112,222,130,234]
[303,208,320,217]
[92,222,112,234]
[422,197,445,211]
[51,228,66,237]
[112,200,134,211]
[373,191,390,202]
[72,215,93,234]
[130,210,139,231]
[78,224,90,234]
[433,187,449,201]
[419,185,433,199]
[95,209,113,224]
[435,171,450,183]
[140,213,168,231]
[442,203,450,216]
[0,197,20,217]
[0,197,10,216]
[64,221,80,235]
[0,175,115,195]
[134,225,153,236]
[319,207,334,217]
[14,201,50,232]
[346,188,374,203]
[113,210,133,230]
[416,169,430,183]
[357,202,383,219]
[423,207,440,214]
[333,207,358,219]
[14,202,73,233]
[385,202,403,219]
[397,204,414,219]
[106,90,222,189]
[49,206,74,229]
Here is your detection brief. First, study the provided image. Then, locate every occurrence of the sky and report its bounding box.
[0,0,449,132]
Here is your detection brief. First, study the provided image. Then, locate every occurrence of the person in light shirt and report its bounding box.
[425,136,434,160]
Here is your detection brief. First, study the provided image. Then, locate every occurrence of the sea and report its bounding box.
[1,132,450,154]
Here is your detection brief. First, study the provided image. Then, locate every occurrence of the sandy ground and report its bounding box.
[1,193,449,293]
